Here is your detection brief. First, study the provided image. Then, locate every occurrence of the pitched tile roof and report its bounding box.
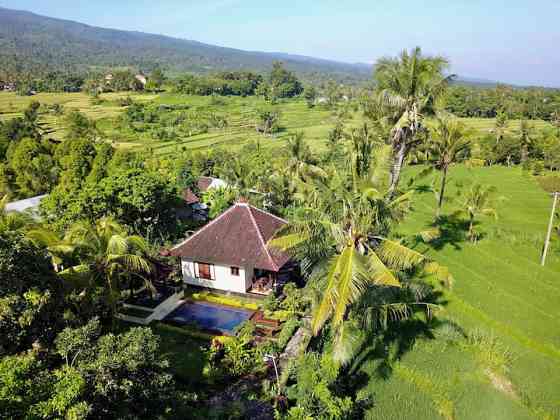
[197,176,214,192]
[170,202,290,271]
[182,177,229,205]
[182,188,200,205]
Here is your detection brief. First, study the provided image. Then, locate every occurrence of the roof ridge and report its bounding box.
[246,205,279,271]
[247,203,288,224]
[170,204,239,251]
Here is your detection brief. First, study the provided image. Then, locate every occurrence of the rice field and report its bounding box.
[363,165,560,420]
[1,91,553,153]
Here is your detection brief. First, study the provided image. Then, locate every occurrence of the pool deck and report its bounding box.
[117,288,184,325]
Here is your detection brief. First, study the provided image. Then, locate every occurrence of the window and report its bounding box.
[231,266,240,276]
[195,262,214,280]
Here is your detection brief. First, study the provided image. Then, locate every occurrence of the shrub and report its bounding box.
[465,158,485,168]
[189,291,259,310]
[276,318,301,351]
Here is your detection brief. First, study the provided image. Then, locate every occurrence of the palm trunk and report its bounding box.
[468,215,475,242]
[521,144,529,163]
[436,166,448,218]
[388,141,407,200]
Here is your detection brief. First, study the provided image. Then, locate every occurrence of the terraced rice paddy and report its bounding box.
[363,165,560,419]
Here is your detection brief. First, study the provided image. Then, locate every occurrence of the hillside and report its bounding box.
[0,6,371,83]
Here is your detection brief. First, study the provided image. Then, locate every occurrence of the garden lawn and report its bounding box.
[362,165,560,420]
[150,322,210,387]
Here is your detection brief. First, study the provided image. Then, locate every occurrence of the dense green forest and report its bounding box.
[1,44,559,419]
[0,6,371,84]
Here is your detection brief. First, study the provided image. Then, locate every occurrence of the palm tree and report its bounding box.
[26,228,75,272]
[518,120,533,164]
[270,146,449,360]
[285,132,326,186]
[551,110,560,136]
[0,196,34,233]
[202,186,238,219]
[428,115,471,217]
[374,46,454,198]
[459,183,498,242]
[494,110,509,144]
[286,132,312,171]
[220,156,257,197]
[58,217,153,315]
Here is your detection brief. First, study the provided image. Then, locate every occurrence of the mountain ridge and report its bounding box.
[0,6,543,87]
[0,6,372,82]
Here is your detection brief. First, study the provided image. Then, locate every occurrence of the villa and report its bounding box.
[170,201,294,296]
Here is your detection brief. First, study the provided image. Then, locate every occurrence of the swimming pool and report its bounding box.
[165,301,254,335]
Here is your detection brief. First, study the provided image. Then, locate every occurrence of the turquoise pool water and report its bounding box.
[166,301,253,335]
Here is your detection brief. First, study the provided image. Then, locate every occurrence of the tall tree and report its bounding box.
[58,218,153,317]
[459,183,499,242]
[268,61,303,98]
[285,132,325,184]
[518,119,534,163]
[494,109,509,144]
[303,85,317,108]
[427,115,471,216]
[0,232,63,355]
[373,47,453,198]
[271,145,448,360]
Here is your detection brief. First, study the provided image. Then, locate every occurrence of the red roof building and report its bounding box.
[182,176,229,205]
[171,202,291,295]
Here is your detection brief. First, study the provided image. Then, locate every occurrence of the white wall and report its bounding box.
[182,259,253,293]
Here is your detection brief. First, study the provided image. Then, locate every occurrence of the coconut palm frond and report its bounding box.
[330,245,370,328]
[27,228,60,245]
[58,264,94,288]
[268,232,310,252]
[48,243,76,255]
[423,261,454,288]
[109,253,152,274]
[368,144,393,187]
[311,255,340,335]
[375,237,426,270]
[126,235,151,253]
[417,228,441,242]
[362,302,411,331]
[107,234,129,255]
[331,320,365,367]
[366,249,401,287]
[379,89,407,110]
[387,190,414,208]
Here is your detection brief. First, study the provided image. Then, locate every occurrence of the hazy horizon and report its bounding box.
[1,0,558,87]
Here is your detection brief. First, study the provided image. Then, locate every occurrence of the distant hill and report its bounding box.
[452,76,501,88]
[0,7,372,83]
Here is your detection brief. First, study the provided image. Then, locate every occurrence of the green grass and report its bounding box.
[457,117,553,136]
[150,322,210,386]
[361,165,560,420]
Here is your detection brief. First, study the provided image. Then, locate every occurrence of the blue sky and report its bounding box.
[1,0,558,86]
